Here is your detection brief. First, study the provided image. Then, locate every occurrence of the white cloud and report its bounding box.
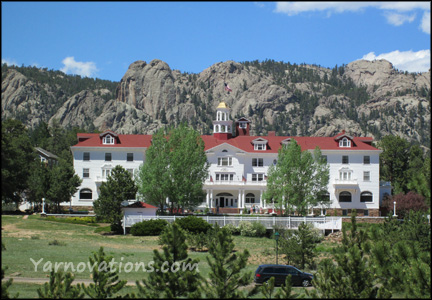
[360,50,430,73]
[384,12,416,26]
[420,11,431,34]
[274,2,430,33]
[60,56,98,78]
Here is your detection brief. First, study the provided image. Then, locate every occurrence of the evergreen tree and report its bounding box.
[81,247,127,299]
[93,165,137,233]
[279,222,317,269]
[37,270,84,299]
[200,225,258,298]
[1,119,37,208]
[136,223,201,298]
[308,211,391,298]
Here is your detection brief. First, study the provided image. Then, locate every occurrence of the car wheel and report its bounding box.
[301,279,310,287]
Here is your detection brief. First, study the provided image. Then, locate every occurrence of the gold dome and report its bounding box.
[217,101,229,109]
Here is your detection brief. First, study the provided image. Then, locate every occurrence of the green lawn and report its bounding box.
[3,214,293,298]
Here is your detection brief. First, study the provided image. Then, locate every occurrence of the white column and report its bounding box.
[210,190,213,209]
[259,190,263,208]
[206,190,210,208]
[241,190,245,209]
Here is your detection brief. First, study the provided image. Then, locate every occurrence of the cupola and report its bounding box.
[213,101,233,140]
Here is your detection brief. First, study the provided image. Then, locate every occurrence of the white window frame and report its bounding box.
[218,157,233,166]
[103,134,115,145]
[215,173,234,181]
[254,143,266,151]
[339,137,351,148]
[252,173,265,182]
[239,122,247,129]
[83,168,90,178]
[252,158,264,167]
[363,171,370,181]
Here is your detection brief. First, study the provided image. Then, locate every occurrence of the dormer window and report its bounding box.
[281,138,292,146]
[103,134,115,145]
[339,137,351,147]
[252,138,268,151]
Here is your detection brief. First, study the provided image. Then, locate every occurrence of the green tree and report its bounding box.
[81,247,127,299]
[138,123,209,213]
[26,160,51,210]
[378,135,410,194]
[136,223,201,298]
[308,211,391,298]
[46,157,82,212]
[1,119,36,208]
[264,140,329,216]
[37,270,84,299]
[279,222,317,269]
[200,225,257,298]
[93,165,137,233]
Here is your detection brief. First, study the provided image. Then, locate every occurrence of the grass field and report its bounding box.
[2,214,321,298]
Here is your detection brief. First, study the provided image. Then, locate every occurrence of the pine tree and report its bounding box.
[200,225,258,298]
[307,211,391,298]
[136,222,201,298]
[37,270,84,299]
[81,247,127,298]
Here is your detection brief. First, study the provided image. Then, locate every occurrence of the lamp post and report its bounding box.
[41,198,46,215]
[393,201,397,217]
[274,231,280,265]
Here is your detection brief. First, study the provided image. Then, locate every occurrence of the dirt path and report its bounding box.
[3,276,137,286]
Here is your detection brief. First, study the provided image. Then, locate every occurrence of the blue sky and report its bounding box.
[2,2,430,82]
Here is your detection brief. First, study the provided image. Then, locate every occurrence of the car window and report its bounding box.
[274,268,287,274]
[263,267,274,273]
[287,267,299,275]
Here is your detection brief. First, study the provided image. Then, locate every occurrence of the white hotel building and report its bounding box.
[70,101,391,217]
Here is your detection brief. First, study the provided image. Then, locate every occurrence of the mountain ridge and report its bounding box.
[1,59,430,151]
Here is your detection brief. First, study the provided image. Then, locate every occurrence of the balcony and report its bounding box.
[205,179,267,186]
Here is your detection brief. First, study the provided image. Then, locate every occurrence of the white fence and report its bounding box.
[122,215,342,235]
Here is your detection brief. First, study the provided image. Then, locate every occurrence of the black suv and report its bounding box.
[254,264,313,287]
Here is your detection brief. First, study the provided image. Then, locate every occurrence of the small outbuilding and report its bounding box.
[121,201,158,234]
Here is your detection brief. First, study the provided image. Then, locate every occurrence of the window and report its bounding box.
[339,169,352,181]
[339,137,351,147]
[342,155,349,164]
[364,210,369,216]
[239,122,247,129]
[321,155,327,163]
[245,193,255,203]
[360,191,373,202]
[83,152,90,161]
[105,153,112,161]
[218,157,232,166]
[254,144,266,151]
[363,156,370,164]
[339,191,352,202]
[83,168,90,178]
[252,158,264,167]
[215,173,233,181]
[79,189,92,200]
[127,153,134,162]
[252,173,264,182]
[102,169,111,179]
[363,171,370,181]
[103,135,114,144]
[342,209,348,216]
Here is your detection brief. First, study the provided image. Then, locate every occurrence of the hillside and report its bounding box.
[1,59,430,151]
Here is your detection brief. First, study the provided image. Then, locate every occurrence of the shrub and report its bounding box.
[186,231,209,251]
[48,239,66,246]
[239,221,267,237]
[130,219,168,236]
[224,224,240,235]
[175,216,212,234]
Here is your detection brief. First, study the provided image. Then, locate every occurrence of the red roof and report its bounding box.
[73,133,152,148]
[72,131,379,152]
[125,201,158,209]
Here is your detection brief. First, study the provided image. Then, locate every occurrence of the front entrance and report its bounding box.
[216,193,235,208]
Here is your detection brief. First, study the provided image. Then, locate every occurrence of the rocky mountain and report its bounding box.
[1,59,430,151]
